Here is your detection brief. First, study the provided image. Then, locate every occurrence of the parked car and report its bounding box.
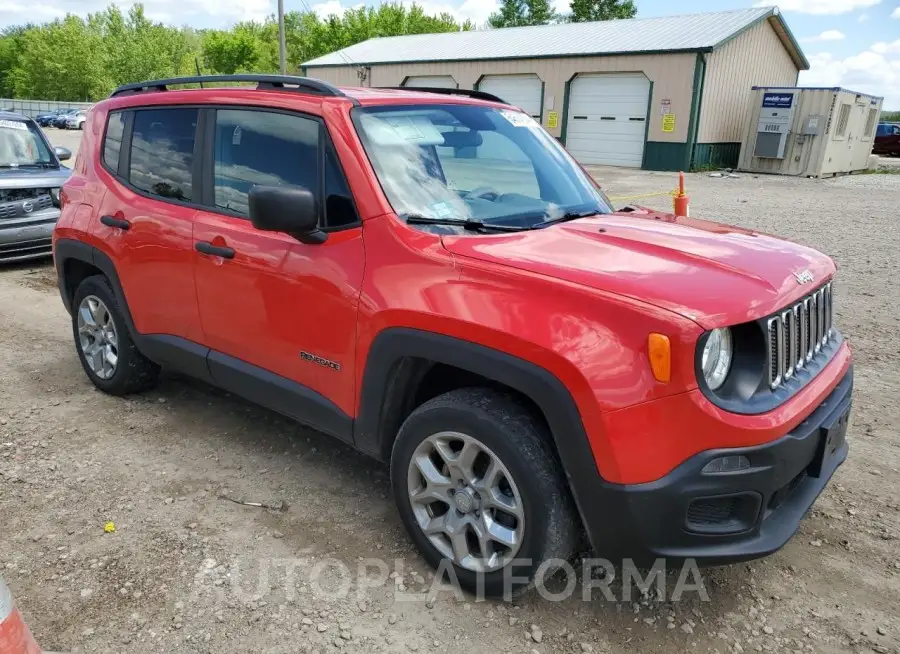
[0,574,41,653]
[36,108,72,127]
[64,109,88,130]
[1,111,71,261]
[53,109,78,129]
[54,75,852,596]
[874,122,900,156]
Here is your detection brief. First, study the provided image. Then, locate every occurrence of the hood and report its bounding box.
[0,166,71,189]
[441,208,836,328]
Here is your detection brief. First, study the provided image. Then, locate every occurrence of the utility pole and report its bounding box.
[278,0,287,74]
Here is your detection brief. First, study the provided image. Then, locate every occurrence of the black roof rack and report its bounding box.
[109,74,349,99]
[376,87,509,105]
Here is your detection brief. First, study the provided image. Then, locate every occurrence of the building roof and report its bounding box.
[303,6,808,70]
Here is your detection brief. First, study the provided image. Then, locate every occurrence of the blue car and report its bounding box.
[35,108,72,127]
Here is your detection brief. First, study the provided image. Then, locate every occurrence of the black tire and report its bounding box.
[71,275,160,395]
[391,388,578,598]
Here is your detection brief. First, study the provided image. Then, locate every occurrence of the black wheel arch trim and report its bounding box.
[354,327,609,552]
[55,239,139,338]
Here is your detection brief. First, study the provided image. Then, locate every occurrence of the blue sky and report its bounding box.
[2,0,898,107]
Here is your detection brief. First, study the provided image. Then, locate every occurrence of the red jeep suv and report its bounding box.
[53,75,852,595]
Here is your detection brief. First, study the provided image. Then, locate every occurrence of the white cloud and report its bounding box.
[800,29,846,42]
[858,12,870,20]
[800,46,900,109]
[310,0,360,19]
[872,39,900,53]
[892,6,900,17]
[756,0,881,15]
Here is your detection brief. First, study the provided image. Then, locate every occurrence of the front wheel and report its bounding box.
[391,388,578,597]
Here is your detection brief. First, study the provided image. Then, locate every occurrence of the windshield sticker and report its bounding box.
[232,126,242,146]
[430,202,458,219]
[499,110,538,128]
[0,120,27,131]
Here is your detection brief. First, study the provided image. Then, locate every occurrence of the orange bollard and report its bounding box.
[673,171,690,217]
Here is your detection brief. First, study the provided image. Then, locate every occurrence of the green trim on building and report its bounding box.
[559,76,574,144]
[643,142,692,171]
[683,52,707,171]
[692,143,741,169]
[538,81,545,122]
[640,80,654,169]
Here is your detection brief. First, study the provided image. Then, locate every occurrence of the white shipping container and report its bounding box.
[738,86,883,177]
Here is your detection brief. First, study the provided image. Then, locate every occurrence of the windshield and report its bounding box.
[0,119,53,167]
[353,104,612,228]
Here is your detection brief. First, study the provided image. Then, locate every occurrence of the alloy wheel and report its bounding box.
[77,295,119,380]
[407,431,525,572]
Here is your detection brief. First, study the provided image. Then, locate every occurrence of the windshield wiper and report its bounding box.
[0,162,55,169]
[403,214,529,233]
[538,209,604,228]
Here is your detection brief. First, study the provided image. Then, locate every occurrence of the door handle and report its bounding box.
[195,241,235,259]
[100,215,130,230]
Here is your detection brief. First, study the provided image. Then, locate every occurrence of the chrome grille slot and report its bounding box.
[782,308,795,380]
[767,282,835,390]
[767,316,783,388]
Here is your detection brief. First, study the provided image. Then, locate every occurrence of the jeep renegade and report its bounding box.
[53,75,852,596]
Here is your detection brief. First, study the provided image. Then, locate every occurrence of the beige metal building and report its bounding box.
[303,6,808,171]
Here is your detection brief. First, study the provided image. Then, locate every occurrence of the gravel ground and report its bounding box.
[1,135,899,654]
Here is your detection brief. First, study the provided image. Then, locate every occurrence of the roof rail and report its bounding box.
[377,87,509,105]
[109,75,348,99]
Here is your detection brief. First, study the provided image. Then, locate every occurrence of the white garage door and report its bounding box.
[402,76,458,89]
[565,74,650,167]
[478,75,543,119]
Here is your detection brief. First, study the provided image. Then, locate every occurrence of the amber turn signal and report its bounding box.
[648,333,671,383]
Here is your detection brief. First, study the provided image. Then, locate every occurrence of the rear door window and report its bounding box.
[129,108,198,202]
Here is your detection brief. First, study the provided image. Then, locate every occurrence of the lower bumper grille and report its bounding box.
[0,237,53,261]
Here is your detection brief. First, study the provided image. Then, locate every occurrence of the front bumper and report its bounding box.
[588,366,852,565]
[0,209,59,262]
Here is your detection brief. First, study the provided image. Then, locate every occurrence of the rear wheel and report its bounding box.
[72,275,159,395]
[391,388,578,597]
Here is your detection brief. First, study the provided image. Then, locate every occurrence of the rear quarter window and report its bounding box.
[103,111,125,173]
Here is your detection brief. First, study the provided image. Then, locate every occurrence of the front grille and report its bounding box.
[0,194,53,220]
[766,282,833,389]
[0,187,47,203]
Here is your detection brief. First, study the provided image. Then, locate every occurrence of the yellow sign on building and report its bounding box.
[662,113,675,133]
[547,111,559,129]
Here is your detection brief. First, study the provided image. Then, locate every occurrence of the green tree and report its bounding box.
[525,0,558,24]
[10,16,110,100]
[0,26,29,97]
[489,0,528,27]
[568,0,637,23]
[202,26,263,74]
[490,0,558,27]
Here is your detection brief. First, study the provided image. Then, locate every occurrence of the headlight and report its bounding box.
[50,188,60,207]
[701,327,733,390]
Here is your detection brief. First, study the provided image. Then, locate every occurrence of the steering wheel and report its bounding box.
[466,186,502,202]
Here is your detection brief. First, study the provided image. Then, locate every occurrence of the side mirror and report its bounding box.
[55,146,72,161]
[248,184,326,245]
